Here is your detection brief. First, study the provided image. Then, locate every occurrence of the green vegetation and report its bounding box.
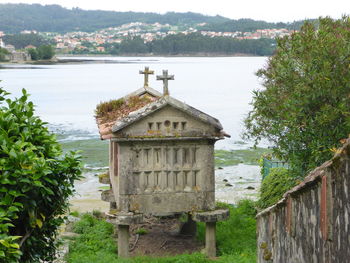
[197,200,256,258]
[215,147,271,167]
[0,87,82,262]
[0,4,228,33]
[95,96,153,122]
[2,33,51,49]
[135,228,148,235]
[28,45,55,60]
[257,168,298,209]
[67,213,116,263]
[199,18,309,32]
[78,33,276,56]
[244,17,350,177]
[0,47,9,61]
[60,139,109,169]
[67,201,257,263]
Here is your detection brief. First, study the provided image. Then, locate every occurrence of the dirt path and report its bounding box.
[129,216,203,257]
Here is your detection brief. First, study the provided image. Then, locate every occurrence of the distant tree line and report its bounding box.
[27,45,55,60]
[2,33,52,49]
[76,33,276,56]
[0,4,229,33]
[0,47,9,61]
[198,18,311,32]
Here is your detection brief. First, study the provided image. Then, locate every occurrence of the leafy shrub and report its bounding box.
[0,87,82,262]
[257,167,297,209]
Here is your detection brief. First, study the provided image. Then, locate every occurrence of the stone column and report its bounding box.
[205,222,216,257]
[114,212,143,258]
[192,209,230,258]
[118,225,130,258]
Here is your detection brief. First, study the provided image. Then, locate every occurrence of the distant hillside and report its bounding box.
[198,18,310,32]
[0,4,229,33]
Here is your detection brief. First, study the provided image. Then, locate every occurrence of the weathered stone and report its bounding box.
[115,212,143,225]
[98,171,110,184]
[95,70,230,258]
[256,138,350,263]
[101,189,115,202]
[192,209,230,223]
[205,222,216,258]
[118,225,130,258]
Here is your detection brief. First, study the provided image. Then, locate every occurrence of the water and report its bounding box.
[0,56,267,149]
[0,56,267,208]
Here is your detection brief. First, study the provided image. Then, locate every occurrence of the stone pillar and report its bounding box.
[192,209,230,258]
[118,225,130,258]
[114,212,143,258]
[205,222,216,257]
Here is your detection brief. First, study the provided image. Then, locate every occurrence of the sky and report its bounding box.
[1,0,350,22]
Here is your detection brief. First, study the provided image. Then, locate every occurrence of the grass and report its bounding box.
[66,213,116,263]
[215,147,271,167]
[66,200,257,263]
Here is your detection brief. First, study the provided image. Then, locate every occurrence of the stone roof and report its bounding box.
[96,87,161,140]
[112,95,223,133]
[96,87,227,140]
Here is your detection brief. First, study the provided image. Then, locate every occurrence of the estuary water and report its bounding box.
[0,56,267,209]
[0,56,267,148]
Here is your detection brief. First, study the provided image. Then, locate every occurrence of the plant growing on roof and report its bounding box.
[0,86,82,262]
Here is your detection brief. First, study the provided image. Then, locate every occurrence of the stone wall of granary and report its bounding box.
[257,139,350,263]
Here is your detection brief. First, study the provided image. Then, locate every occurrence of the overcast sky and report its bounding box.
[2,0,350,22]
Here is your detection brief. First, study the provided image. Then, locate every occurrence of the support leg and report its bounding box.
[118,225,130,258]
[205,222,216,258]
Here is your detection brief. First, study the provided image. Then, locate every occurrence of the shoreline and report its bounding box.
[0,53,266,65]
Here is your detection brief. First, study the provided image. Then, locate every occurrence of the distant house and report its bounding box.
[5,45,15,53]
[96,46,105,52]
[25,45,36,49]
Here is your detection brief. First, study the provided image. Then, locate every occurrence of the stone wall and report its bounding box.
[257,139,350,263]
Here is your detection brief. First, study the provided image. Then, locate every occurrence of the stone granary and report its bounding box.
[96,67,230,258]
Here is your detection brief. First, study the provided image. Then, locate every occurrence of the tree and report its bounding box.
[0,47,9,61]
[27,48,39,60]
[0,87,81,262]
[244,17,350,175]
[37,45,55,60]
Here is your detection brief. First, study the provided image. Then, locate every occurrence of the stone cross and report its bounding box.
[156,70,174,95]
[139,66,154,88]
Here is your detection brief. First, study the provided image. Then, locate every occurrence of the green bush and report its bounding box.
[257,167,297,209]
[0,87,82,262]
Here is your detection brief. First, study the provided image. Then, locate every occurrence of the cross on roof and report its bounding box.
[156,70,174,95]
[139,66,154,88]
